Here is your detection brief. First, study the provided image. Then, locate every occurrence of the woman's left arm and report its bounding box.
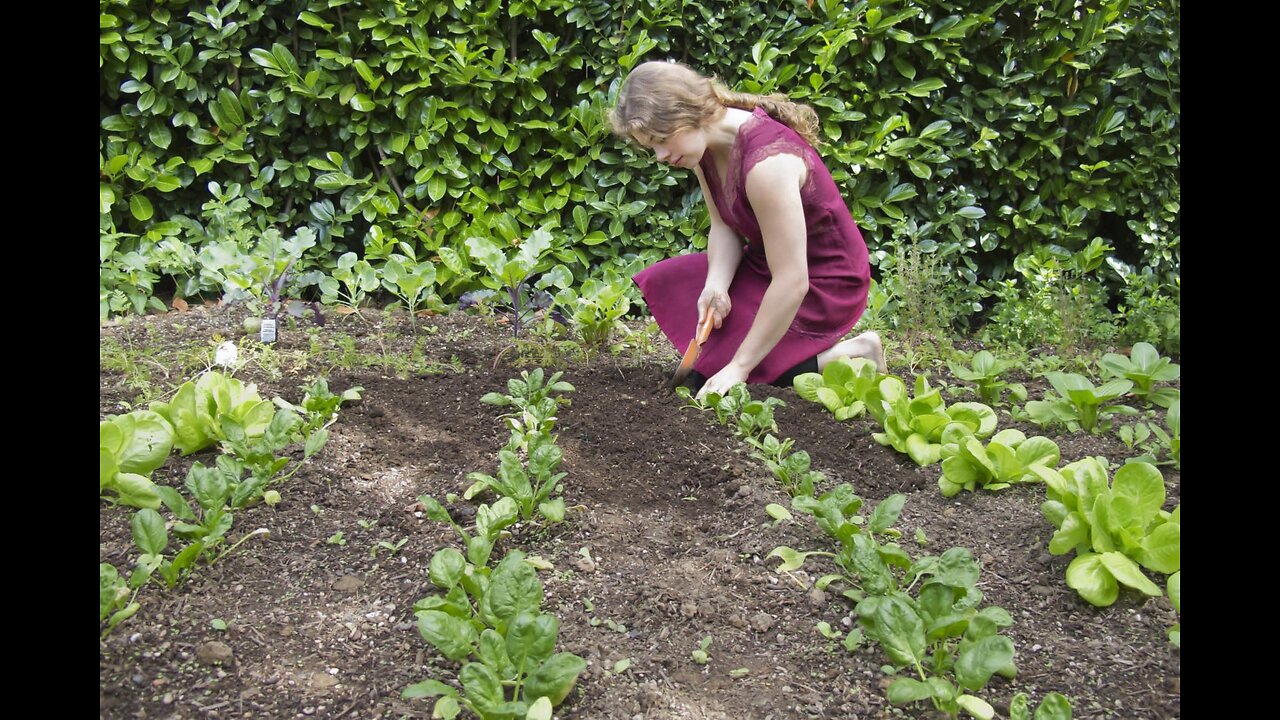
[697,153,809,397]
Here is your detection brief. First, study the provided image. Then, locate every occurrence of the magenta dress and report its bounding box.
[633,107,871,384]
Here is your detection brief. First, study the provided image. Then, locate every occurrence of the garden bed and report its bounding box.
[100,305,1180,719]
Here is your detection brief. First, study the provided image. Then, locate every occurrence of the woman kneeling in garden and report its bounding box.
[609,60,886,398]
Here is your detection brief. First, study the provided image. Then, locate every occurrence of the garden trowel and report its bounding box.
[669,313,716,389]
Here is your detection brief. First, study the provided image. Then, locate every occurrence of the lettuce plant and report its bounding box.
[873,375,998,466]
[937,429,1060,497]
[1167,571,1180,647]
[100,563,140,638]
[406,550,587,719]
[1033,458,1179,606]
[100,410,174,509]
[793,357,883,421]
[1097,341,1180,407]
[149,371,274,455]
[1024,372,1136,434]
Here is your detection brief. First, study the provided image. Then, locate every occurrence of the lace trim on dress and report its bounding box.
[724,114,816,214]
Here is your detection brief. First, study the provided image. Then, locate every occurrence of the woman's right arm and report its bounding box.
[694,166,742,327]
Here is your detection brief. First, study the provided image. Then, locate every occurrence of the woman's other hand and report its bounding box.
[696,365,748,400]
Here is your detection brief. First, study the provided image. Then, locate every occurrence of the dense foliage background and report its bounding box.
[100,0,1179,353]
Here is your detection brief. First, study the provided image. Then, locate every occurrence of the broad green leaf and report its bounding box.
[955,635,1014,691]
[100,184,116,213]
[428,548,466,590]
[767,546,826,572]
[887,677,934,703]
[416,610,477,662]
[524,652,586,706]
[486,553,543,628]
[115,473,163,510]
[1167,571,1180,613]
[1110,462,1165,527]
[527,696,553,720]
[477,629,515,680]
[906,78,946,96]
[506,612,559,675]
[1048,511,1088,555]
[873,595,926,667]
[1137,521,1180,574]
[129,194,154,221]
[1065,554,1118,606]
[1035,692,1073,720]
[459,662,504,711]
[401,679,457,699]
[957,694,995,720]
[867,494,905,533]
[816,387,843,413]
[1016,437,1060,471]
[948,403,997,437]
[1095,548,1167,594]
[131,508,168,556]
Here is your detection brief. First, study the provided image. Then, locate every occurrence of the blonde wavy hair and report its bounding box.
[608,60,821,147]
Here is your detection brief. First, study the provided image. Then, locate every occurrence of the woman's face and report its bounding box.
[637,126,707,170]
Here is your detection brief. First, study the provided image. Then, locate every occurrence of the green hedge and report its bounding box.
[100,0,1178,323]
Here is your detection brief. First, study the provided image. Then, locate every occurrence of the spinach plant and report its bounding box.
[130,508,205,590]
[769,487,910,601]
[736,394,786,441]
[1034,458,1179,606]
[100,563,141,638]
[464,433,569,524]
[1009,692,1073,720]
[857,551,1018,720]
[406,550,587,720]
[676,383,752,427]
[481,368,575,415]
[417,495,520,569]
[747,435,826,498]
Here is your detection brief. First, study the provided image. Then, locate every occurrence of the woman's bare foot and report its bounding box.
[817,331,887,374]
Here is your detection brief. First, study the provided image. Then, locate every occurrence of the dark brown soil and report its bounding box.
[100,305,1180,719]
